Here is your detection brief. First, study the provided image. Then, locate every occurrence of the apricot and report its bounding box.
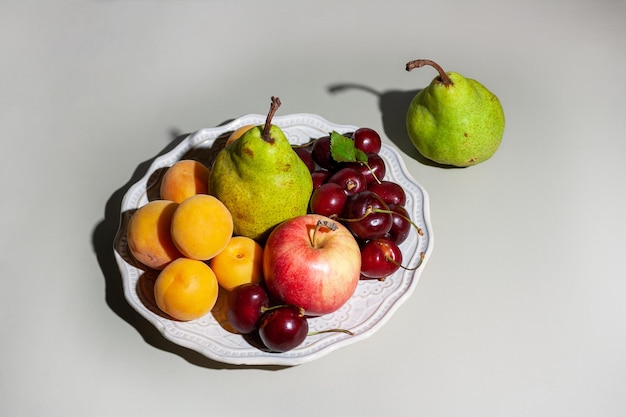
[154,257,219,321]
[127,200,182,270]
[210,236,264,291]
[160,159,210,203]
[170,194,233,260]
[226,124,255,146]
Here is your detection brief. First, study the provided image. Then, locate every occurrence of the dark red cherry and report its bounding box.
[311,170,330,189]
[342,190,393,241]
[258,305,309,353]
[310,182,348,217]
[227,283,270,334]
[327,167,367,196]
[360,238,402,280]
[353,127,382,154]
[368,180,407,206]
[294,147,315,173]
[311,136,336,170]
[386,203,411,245]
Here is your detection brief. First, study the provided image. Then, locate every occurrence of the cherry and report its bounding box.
[363,153,386,183]
[258,305,309,353]
[327,167,367,196]
[344,153,386,184]
[386,203,412,245]
[353,127,382,154]
[294,147,315,173]
[311,170,330,189]
[342,190,393,241]
[311,136,336,170]
[368,180,407,206]
[310,182,347,217]
[360,238,403,280]
[227,283,270,334]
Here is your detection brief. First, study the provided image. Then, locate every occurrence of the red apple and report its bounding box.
[263,214,361,316]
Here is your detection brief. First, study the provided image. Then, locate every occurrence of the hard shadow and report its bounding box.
[91,127,287,371]
[327,83,456,168]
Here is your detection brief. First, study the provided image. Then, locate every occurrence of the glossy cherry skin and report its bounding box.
[353,127,382,154]
[342,190,392,241]
[311,170,330,189]
[309,182,347,217]
[311,136,336,170]
[344,153,386,184]
[227,283,270,334]
[360,238,402,280]
[258,305,309,353]
[327,167,367,196]
[386,203,412,245]
[368,180,407,206]
[294,147,315,173]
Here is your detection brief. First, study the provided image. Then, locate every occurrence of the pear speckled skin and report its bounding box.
[210,124,313,242]
[406,72,505,167]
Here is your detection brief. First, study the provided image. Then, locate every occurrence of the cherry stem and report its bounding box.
[308,328,354,337]
[261,304,305,316]
[310,219,338,248]
[405,59,453,87]
[386,251,426,272]
[262,96,281,143]
[333,207,424,237]
[363,161,382,184]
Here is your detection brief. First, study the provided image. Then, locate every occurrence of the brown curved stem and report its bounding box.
[262,96,281,143]
[405,59,453,86]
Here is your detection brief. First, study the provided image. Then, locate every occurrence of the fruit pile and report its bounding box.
[125,97,424,353]
[295,128,424,281]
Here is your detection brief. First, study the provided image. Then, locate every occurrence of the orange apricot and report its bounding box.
[210,236,264,291]
[225,124,255,146]
[170,194,233,261]
[127,200,182,270]
[154,257,219,321]
[160,159,210,203]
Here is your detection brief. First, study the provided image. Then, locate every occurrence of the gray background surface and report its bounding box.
[2,1,624,416]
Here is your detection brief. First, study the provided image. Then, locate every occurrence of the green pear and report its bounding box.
[405,59,505,167]
[210,97,313,242]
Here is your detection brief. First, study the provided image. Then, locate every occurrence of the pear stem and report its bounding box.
[405,59,453,87]
[262,96,281,143]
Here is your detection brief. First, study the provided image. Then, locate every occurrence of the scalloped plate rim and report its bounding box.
[114,113,433,366]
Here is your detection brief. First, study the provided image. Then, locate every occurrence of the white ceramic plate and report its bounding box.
[114,113,433,366]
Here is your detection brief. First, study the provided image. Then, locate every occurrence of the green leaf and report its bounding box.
[330,131,358,163]
[355,148,368,163]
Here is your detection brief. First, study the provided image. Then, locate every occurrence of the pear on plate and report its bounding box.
[405,59,505,167]
[210,97,313,242]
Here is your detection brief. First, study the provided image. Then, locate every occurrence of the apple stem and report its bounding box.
[310,219,338,248]
[262,96,281,143]
[405,59,453,87]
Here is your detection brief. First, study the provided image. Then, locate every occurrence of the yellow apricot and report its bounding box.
[127,200,182,270]
[160,159,211,203]
[154,257,219,321]
[210,236,264,291]
[170,194,233,260]
[226,124,255,146]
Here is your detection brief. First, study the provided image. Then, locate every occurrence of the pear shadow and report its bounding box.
[327,83,459,169]
[91,127,288,371]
